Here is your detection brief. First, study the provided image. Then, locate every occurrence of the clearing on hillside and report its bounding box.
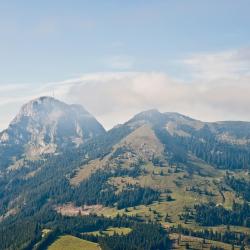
[48,235,101,250]
[85,227,132,236]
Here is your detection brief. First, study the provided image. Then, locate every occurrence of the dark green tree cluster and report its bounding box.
[224,175,250,201]
[179,125,250,170]
[97,222,169,250]
[0,206,170,250]
[170,224,248,247]
[194,202,250,227]
[72,168,160,209]
[154,123,250,170]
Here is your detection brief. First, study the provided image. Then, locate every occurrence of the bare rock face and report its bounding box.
[0,96,105,157]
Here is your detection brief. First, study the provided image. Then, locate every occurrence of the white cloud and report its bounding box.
[62,72,250,128]
[1,48,250,131]
[181,47,250,80]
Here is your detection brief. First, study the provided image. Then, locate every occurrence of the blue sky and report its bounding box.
[1,0,249,82]
[0,1,250,129]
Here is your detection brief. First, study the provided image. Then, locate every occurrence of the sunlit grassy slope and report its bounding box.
[48,235,100,250]
[85,227,132,237]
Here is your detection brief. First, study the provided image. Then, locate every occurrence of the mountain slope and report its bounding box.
[71,109,250,185]
[1,100,250,249]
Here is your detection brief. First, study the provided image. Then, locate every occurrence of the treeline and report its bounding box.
[170,224,248,248]
[0,216,39,250]
[71,168,160,209]
[224,175,250,201]
[96,223,169,250]
[0,207,170,250]
[154,127,188,164]
[180,125,250,170]
[194,202,250,227]
[154,123,250,170]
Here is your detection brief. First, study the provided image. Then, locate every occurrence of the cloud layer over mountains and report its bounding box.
[1,48,250,130]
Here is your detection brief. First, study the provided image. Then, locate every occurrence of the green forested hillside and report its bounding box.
[0,103,250,249]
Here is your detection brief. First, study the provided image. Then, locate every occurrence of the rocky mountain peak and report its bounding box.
[126,109,166,128]
[0,96,105,158]
[11,96,70,124]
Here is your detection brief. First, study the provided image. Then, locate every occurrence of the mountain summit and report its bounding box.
[0,96,105,158]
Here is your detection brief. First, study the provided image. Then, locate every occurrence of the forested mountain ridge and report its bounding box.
[0,97,250,249]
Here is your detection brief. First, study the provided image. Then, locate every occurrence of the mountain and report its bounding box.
[0,99,250,250]
[0,96,105,166]
[71,109,250,186]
